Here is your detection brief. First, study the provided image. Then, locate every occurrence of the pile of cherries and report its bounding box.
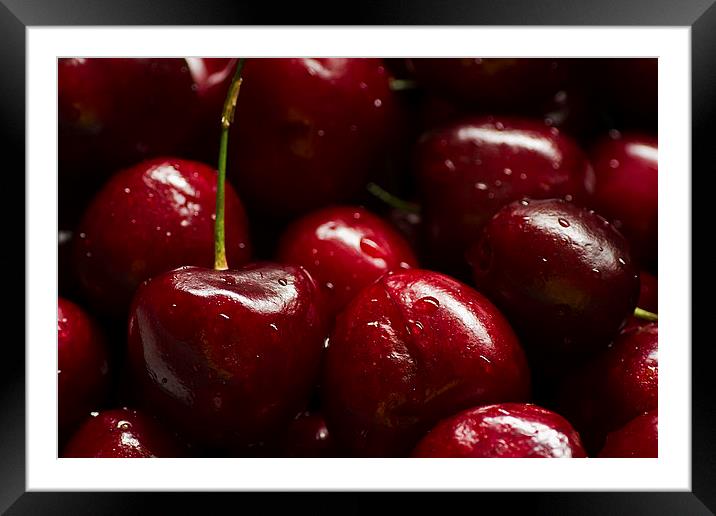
[58,58,658,459]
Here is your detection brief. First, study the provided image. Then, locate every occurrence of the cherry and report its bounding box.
[73,157,251,318]
[638,271,658,313]
[415,116,594,274]
[598,411,658,458]
[61,408,183,458]
[589,131,658,269]
[58,58,206,226]
[623,271,659,332]
[229,58,398,218]
[277,411,338,458]
[128,263,327,451]
[322,268,530,457]
[469,198,639,357]
[58,298,110,439]
[557,323,657,453]
[412,403,586,458]
[277,206,418,315]
[408,58,569,110]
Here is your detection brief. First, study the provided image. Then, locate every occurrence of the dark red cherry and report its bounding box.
[469,198,639,357]
[408,58,569,109]
[277,411,338,457]
[638,271,658,313]
[277,206,418,315]
[412,403,586,458]
[58,58,205,226]
[598,411,658,458]
[415,116,594,273]
[229,58,399,218]
[128,263,327,451]
[58,298,109,439]
[558,323,657,453]
[623,271,658,331]
[322,269,530,457]
[61,408,183,458]
[589,131,657,269]
[74,158,251,318]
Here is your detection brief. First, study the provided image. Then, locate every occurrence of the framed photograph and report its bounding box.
[3,0,711,513]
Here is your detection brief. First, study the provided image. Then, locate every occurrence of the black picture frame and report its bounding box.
[2,0,711,514]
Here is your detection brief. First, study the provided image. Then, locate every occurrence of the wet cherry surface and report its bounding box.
[74,158,251,318]
[589,131,658,270]
[408,58,569,110]
[277,206,418,315]
[322,268,530,457]
[412,403,587,458]
[128,263,327,451]
[276,411,338,457]
[598,411,658,458]
[415,116,594,273]
[59,58,208,226]
[469,198,640,357]
[558,323,658,453]
[62,407,183,458]
[229,58,399,218]
[58,298,110,440]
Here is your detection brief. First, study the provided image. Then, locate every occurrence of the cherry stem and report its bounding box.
[634,307,658,322]
[366,182,421,215]
[214,58,246,271]
[389,78,418,91]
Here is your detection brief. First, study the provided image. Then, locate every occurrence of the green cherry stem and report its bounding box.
[389,78,419,91]
[214,58,247,271]
[633,307,658,322]
[366,182,422,215]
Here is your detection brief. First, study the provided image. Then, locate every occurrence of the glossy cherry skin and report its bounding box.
[412,403,586,458]
[415,116,594,273]
[598,411,658,458]
[558,323,658,453]
[470,198,639,357]
[58,298,110,439]
[59,58,206,226]
[408,58,569,109]
[277,411,338,458]
[589,132,658,269]
[74,158,251,318]
[229,58,398,218]
[322,269,530,457]
[128,263,327,451]
[61,408,183,458]
[277,206,418,315]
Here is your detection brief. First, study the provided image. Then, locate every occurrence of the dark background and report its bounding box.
[1,0,711,514]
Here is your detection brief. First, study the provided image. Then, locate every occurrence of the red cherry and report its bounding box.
[277,411,338,458]
[589,131,658,269]
[415,116,594,274]
[598,411,658,458]
[322,269,530,457]
[409,58,569,109]
[412,403,586,458]
[229,58,399,218]
[74,157,251,318]
[128,264,327,451]
[558,323,658,453]
[58,298,109,439]
[638,271,658,313]
[62,408,184,458]
[277,206,418,315]
[58,58,205,226]
[469,198,640,357]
